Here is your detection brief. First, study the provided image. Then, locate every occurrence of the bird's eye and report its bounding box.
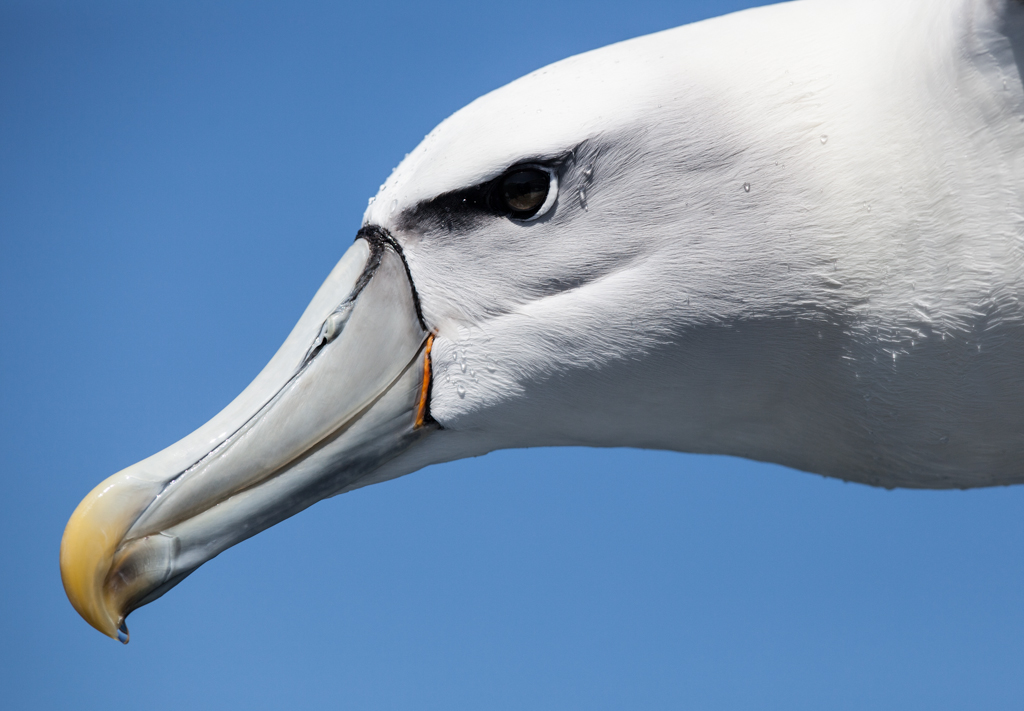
[496,166,555,220]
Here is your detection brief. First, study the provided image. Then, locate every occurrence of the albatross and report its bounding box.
[61,0,1024,641]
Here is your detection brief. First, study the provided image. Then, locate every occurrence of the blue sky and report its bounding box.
[2,1,1023,709]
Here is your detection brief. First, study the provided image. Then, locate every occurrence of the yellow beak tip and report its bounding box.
[59,471,158,642]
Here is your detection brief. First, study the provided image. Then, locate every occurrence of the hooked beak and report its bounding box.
[60,228,436,642]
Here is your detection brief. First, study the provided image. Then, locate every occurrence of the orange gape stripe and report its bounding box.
[415,333,435,428]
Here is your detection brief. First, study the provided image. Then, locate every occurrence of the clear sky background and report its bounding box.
[2,1,1023,709]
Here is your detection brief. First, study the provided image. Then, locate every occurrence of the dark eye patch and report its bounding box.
[397,161,560,233]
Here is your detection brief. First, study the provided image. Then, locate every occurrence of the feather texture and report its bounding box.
[359,0,1024,488]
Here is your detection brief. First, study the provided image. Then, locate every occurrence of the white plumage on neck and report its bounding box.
[363,0,1024,489]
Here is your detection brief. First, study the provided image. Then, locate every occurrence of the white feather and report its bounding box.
[363,0,1024,488]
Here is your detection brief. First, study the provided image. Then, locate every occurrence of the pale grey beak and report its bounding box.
[60,230,435,642]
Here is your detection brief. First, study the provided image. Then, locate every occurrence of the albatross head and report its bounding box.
[61,0,1024,640]
[60,22,753,639]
